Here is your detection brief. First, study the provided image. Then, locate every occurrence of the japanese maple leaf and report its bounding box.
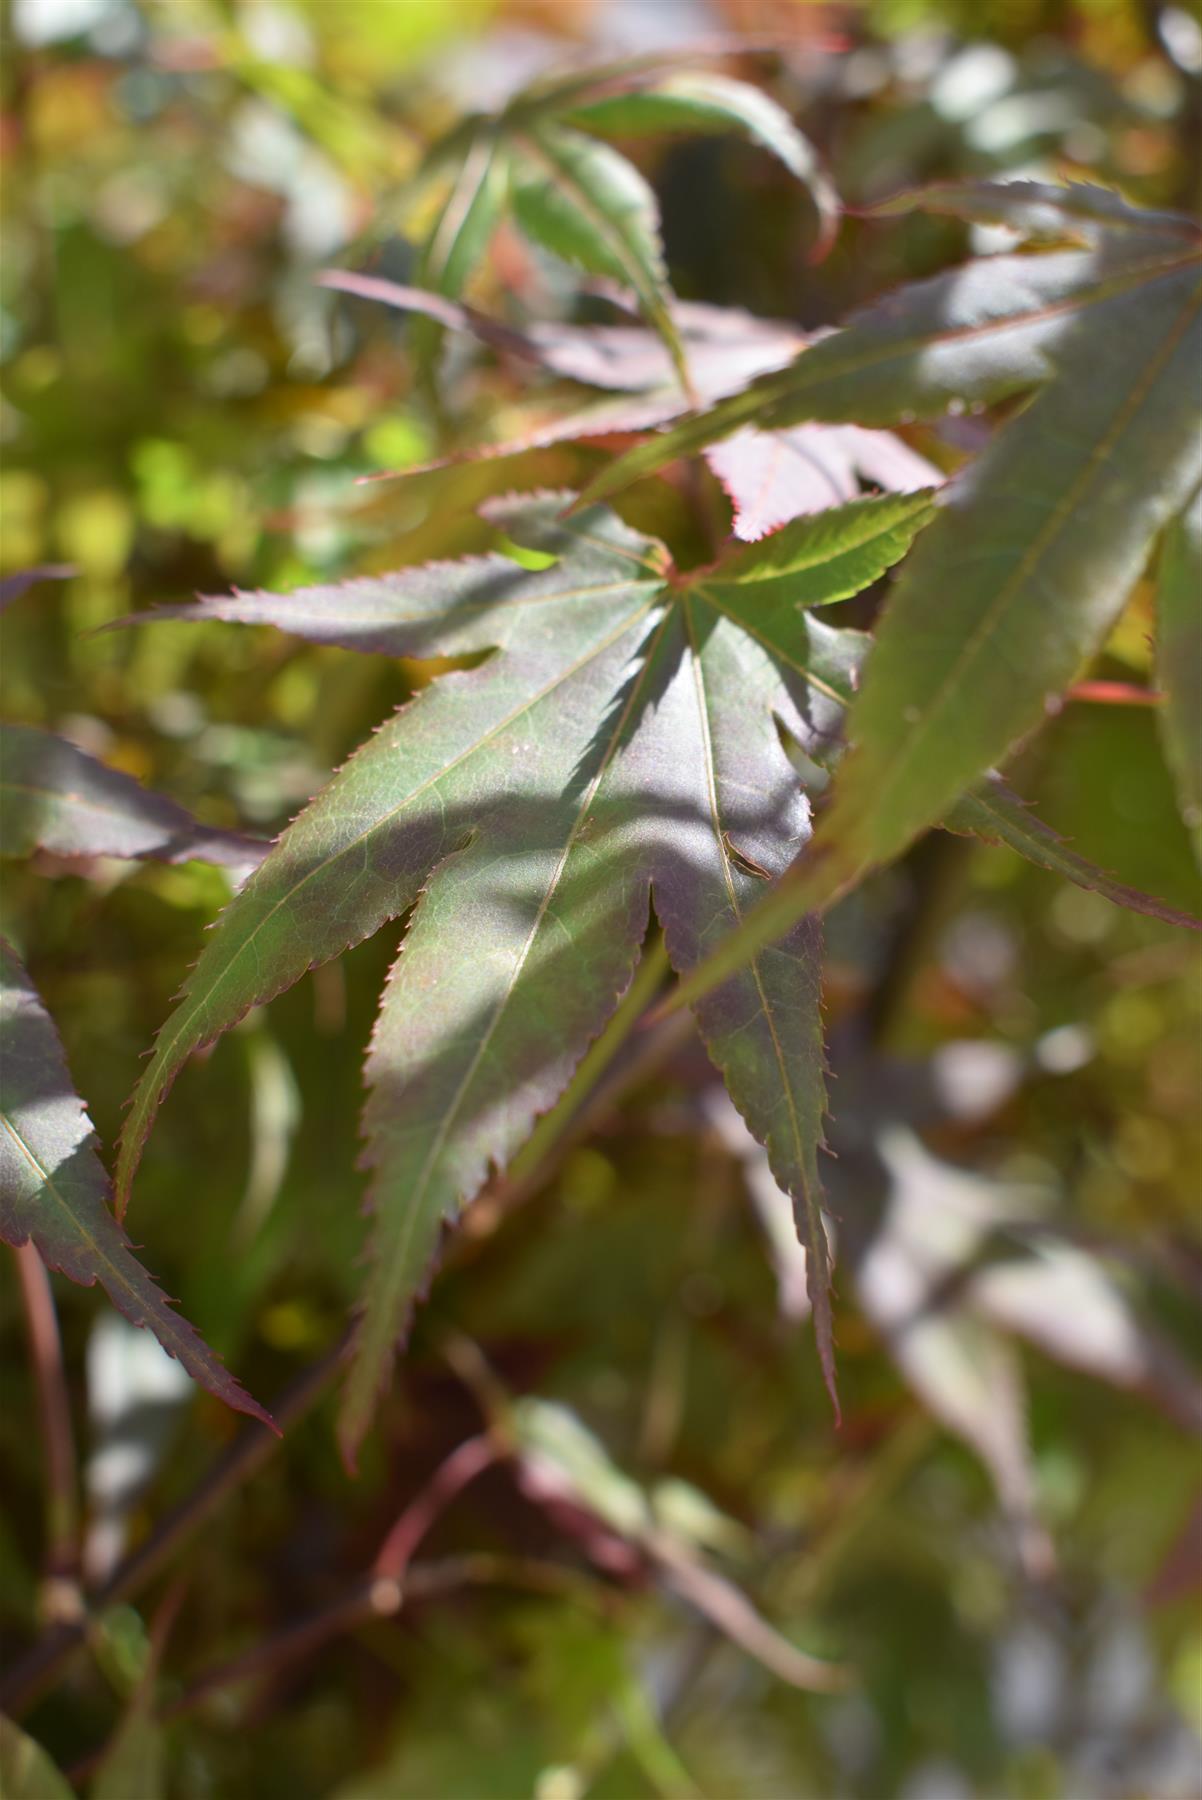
[113,490,933,1461]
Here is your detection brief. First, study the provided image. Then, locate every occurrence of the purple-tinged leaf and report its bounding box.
[578,183,1201,510]
[645,212,1202,1019]
[0,724,265,880]
[321,273,803,401]
[0,940,272,1431]
[706,423,941,541]
[0,565,76,613]
[118,494,939,1455]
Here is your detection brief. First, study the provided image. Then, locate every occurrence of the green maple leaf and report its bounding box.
[112,490,933,1461]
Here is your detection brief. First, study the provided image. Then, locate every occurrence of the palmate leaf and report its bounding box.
[593,181,1202,1012]
[114,491,934,1461]
[394,60,834,383]
[581,179,1202,507]
[324,275,934,535]
[0,941,271,1430]
[0,723,264,879]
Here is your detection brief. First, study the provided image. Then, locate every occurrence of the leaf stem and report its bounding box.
[12,1243,82,1625]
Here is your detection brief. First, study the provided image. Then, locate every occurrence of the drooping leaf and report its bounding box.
[510,125,688,389]
[0,724,265,878]
[578,180,1202,507]
[1156,483,1202,860]
[0,941,272,1430]
[945,781,1202,931]
[609,184,1202,1014]
[115,494,935,1458]
[383,58,833,386]
[567,71,837,257]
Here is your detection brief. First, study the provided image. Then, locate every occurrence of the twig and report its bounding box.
[0,1329,348,1717]
[145,1555,607,1731]
[374,1432,501,1580]
[12,1243,82,1624]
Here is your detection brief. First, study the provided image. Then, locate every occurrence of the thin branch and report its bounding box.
[147,1555,608,1731]
[12,1242,82,1623]
[374,1432,501,1580]
[0,1328,349,1718]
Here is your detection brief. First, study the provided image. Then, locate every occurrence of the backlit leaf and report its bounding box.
[115,494,936,1457]
[705,422,940,541]
[511,125,688,389]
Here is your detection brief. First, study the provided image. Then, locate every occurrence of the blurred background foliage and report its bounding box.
[1,0,1201,1795]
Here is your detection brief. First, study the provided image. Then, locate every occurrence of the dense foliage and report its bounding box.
[2,3,1200,1796]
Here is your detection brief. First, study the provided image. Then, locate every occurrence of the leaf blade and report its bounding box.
[0,724,263,877]
[0,942,271,1430]
[512,125,688,389]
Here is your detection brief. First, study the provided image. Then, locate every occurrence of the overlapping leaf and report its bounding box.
[0,941,271,1429]
[590,182,1202,1012]
[0,724,264,879]
[396,60,833,380]
[114,491,935,1460]
[325,275,935,533]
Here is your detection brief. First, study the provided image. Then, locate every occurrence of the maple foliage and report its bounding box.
[6,71,1199,1467]
[6,20,1202,1792]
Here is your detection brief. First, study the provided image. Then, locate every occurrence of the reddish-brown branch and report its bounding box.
[0,1329,348,1718]
[374,1432,501,1580]
[13,1243,82,1621]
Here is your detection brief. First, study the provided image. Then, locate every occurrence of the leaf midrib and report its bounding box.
[845,273,1202,837]
[349,607,676,1427]
[119,591,665,1199]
